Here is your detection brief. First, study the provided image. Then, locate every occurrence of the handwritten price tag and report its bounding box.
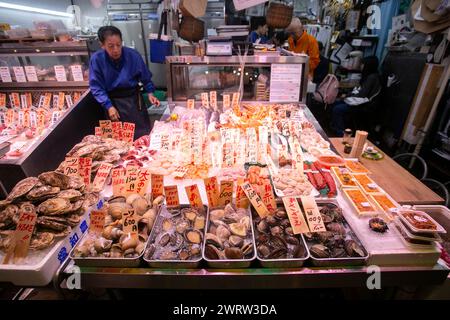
[0,93,6,108]
[57,92,65,110]
[201,92,209,109]
[223,94,230,110]
[24,66,38,82]
[187,99,195,109]
[135,168,151,196]
[185,184,203,209]
[122,209,138,236]
[95,126,102,136]
[209,91,217,110]
[92,163,113,192]
[232,92,240,113]
[300,196,326,232]
[79,157,92,188]
[151,174,164,199]
[204,176,219,207]
[218,180,233,207]
[111,167,126,196]
[54,65,67,82]
[0,66,12,83]
[241,182,269,218]
[70,65,84,81]
[122,122,135,143]
[43,93,52,109]
[64,157,80,177]
[282,197,310,234]
[10,93,20,108]
[236,178,250,209]
[111,121,123,141]
[124,165,139,196]
[261,181,277,213]
[89,210,106,235]
[164,185,180,207]
[13,66,26,83]
[99,120,113,139]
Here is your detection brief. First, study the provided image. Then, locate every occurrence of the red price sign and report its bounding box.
[136,168,151,196]
[79,157,92,188]
[203,176,219,207]
[122,122,135,143]
[92,163,113,192]
[218,180,234,207]
[89,210,106,235]
[111,121,123,141]
[164,185,180,207]
[151,174,164,199]
[185,184,203,209]
[111,167,126,196]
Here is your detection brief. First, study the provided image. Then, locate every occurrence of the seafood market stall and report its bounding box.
[1,55,449,292]
[0,41,102,196]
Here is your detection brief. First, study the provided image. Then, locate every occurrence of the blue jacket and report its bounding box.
[89,46,155,110]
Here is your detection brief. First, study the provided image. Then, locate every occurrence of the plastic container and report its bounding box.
[342,187,379,216]
[352,173,381,194]
[331,167,358,188]
[395,217,442,243]
[393,218,438,248]
[317,155,346,169]
[398,210,447,235]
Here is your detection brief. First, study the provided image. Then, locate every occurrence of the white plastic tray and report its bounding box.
[398,210,447,235]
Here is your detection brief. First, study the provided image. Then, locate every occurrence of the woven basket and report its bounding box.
[266,2,293,28]
[179,16,204,42]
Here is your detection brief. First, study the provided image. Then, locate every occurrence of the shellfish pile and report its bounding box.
[0,171,97,252]
[305,203,366,259]
[59,135,130,178]
[73,194,163,258]
[145,206,206,261]
[204,204,254,260]
[272,169,314,197]
[253,208,307,260]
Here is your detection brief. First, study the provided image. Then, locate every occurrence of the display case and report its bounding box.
[0,40,97,196]
[166,55,309,104]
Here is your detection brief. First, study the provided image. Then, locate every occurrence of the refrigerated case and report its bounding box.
[0,41,102,196]
[166,55,309,104]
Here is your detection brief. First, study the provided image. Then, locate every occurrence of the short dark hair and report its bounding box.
[98,26,122,43]
[318,41,324,52]
[250,17,266,31]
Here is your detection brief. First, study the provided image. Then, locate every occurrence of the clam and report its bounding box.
[175,218,190,234]
[270,226,283,237]
[37,198,72,215]
[216,225,231,242]
[280,219,291,228]
[224,204,235,215]
[268,247,287,259]
[108,196,126,204]
[229,235,243,248]
[275,209,287,219]
[310,244,330,258]
[331,247,347,258]
[327,222,346,236]
[321,213,334,224]
[7,177,42,202]
[94,237,113,253]
[185,229,202,244]
[132,197,149,215]
[74,244,90,257]
[57,189,82,202]
[285,236,300,246]
[257,219,269,233]
[126,193,142,205]
[179,249,190,260]
[205,244,224,260]
[189,246,201,256]
[135,242,145,254]
[345,240,365,257]
[284,227,294,236]
[239,216,251,231]
[266,215,278,226]
[224,247,243,259]
[108,202,130,220]
[241,241,253,256]
[26,185,60,201]
[205,233,223,249]
[257,244,271,258]
[159,233,170,246]
[182,208,198,221]
[229,223,247,237]
[293,245,306,258]
[102,225,123,240]
[38,171,71,190]
[316,231,335,244]
[142,208,157,221]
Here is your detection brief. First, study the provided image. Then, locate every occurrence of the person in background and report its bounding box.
[285,17,320,79]
[313,41,330,85]
[331,56,381,136]
[89,26,160,140]
[248,17,269,44]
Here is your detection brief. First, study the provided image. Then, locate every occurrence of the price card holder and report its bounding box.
[99,120,113,139]
[218,180,233,207]
[10,93,20,108]
[29,111,37,128]
[3,210,37,264]
[0,66,12,83]
[25,66,38,82]
[36,108,46,129]
[54,65,67,82]
[64,157,80,177]
[241,182,269,218]
[111,167,126,196]
[13,66,26,83]
[185,184,203,209]
[164,185,180,207]
[78,157,92,189]
[18,111,24,127]
[20,94,28,109]
[124,165,139,196]
[204,176,219,207]
[187,99,195,110]
[236,178,250,209]
[6,109,15,127]
[151,174,164,199]
[92,163,113,192]
[300,196,326,232]
[223,94,230,110]
[65,95,73,108]
[89,210,106,235]
[70,65,84,81]
[282,197,310,234]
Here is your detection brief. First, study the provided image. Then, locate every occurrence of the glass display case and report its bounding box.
[166,55,309,104]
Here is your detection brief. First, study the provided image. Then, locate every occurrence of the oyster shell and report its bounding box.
[29,232,55,250]
[68,176,85,191]
[36,216,68,231]
[26,185,60,201]
[7,177,42,202]
[38,171,71,189]
[205,244,224,260]
[57,189,82,202]
[37,198,72,215]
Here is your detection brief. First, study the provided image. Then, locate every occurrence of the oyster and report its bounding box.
[29,232,55,250]
[224,247,244,259]
[50,226,72,238]
[310,244,330,258]
[345,240,365,257]
[38,171,71,189]
[257,244,270,258]
[37,198,72,215]
[68,176,85,191]
[65,214,82,227]
[37,216,69,231]
[7,177,41,202]
[57,189,82,202]
[257,219,269,233]
[26,185,60,201]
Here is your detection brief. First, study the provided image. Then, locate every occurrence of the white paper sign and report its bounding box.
[270,64,303,102]
[0,67,12,83]
[51,111,60,125]
[70,65,84,81]
[30,111,37,128]
[54,65,67,82]
[65,95,73,108]
[24,66,38,82]
[13,67,26,83]
[233,0,268,11]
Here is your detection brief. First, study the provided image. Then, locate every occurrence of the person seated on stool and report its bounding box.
[331,56,381,137]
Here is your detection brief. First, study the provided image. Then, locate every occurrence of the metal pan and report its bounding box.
[70,205,163,268]
[252,204,309,268]
[305,199,369,267]
[144,204,208,268]
[203,205,256,269]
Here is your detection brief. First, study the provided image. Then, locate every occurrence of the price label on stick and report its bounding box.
[204,176,219,207]
[209,91,217,110]
[187,99,195,110]
[122,122,135,143]
[57,92,65,110]
[124,165,139,196]
[236,178,250,209]
[164,185,180,207]
[0,93,6,108]
[111,167,126,196]
[122,209,138,237]
[10,93,20,108]
[92,163,113,192]
[89,210,106,235]
[223,94,230,110]
[99,120,113,139]
[301,196,327,232]
[64,157,80,177]
[79,157,92,188]
[201,92,209,109]
[218,180,233,207]
[241,182,269,218]
[25,66,38,82]
[185,184,203,209]
[136,168,151,196]
[151,174,164,199]
[282,197,310,234]
[111,121,122,141]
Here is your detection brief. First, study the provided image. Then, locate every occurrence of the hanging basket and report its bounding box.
[266,2,293,29]
[179,16,204,42]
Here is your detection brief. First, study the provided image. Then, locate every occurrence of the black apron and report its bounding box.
[108,87,151,140]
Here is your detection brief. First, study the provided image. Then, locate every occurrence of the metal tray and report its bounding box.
[252,203,309,268]
[203,206,256,269]
[70,205,163,268]
[305,199,369,267]
[144,205,208,269]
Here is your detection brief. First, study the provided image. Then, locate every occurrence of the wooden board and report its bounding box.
[330,138,444,205]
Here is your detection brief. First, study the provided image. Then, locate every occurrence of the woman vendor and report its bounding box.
[89,26,160,139]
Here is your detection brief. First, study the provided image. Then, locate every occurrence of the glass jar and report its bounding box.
[343,128,352,144]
